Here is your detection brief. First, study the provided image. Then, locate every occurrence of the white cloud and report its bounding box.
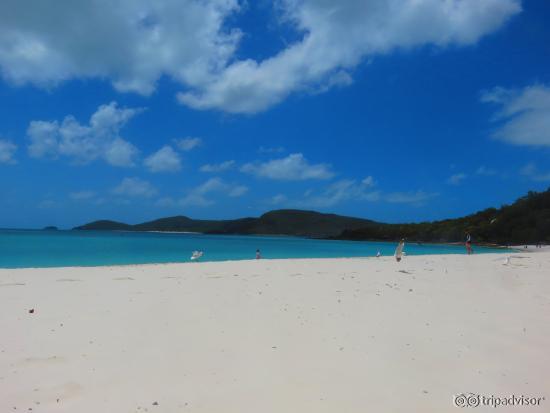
[70,190,96,200]
[447,173,467,185]
[200,160,235,172]
[104,138,140,168]
[174,137,202,152]
[27,102,141,166]
[0,0,241,95]
[520,162,550,182]
[0,0,520,114]
[178,0,521,113]
[0,139,17,164]
[482,84,550,147]
[179,177,248,206]
[362,176,376,187]
[144,146,182,173]
[228,185,248,197]
[112,177,157,198]
[241,153,333,180]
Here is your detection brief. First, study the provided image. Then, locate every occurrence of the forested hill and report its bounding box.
[337,189,550,244]
[74,189,550,244]
[74,209,375,238]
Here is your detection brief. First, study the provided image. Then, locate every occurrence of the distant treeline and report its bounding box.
[75,188,550,245]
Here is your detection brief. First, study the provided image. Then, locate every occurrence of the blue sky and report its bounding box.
[0,0,549,229]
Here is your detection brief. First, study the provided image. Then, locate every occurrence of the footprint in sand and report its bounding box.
[0,282,26,287]
[113,277,135,281]
[56,278,82,282]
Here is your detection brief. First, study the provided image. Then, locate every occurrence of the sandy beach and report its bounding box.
[1,252,549,412]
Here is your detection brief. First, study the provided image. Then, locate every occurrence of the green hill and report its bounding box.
[74,209,373,238]
[337,189,550,244]
[74,188,550,244]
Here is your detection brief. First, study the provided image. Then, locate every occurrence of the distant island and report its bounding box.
[75,188,550,245]
[43,226,58,231]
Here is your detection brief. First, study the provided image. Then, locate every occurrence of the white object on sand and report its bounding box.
[191,250,203,261]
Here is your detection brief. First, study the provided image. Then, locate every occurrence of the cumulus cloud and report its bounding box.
[174,137,202,151]
[27,102,141,166]
[112,177,157,198]
[241,153,333,180]
[144,146,182,173]
[200,160,235,172]
[178,0,521,113]
[0,0,520,114]
[179,177,248,206]
[481,84,550,147]
[447,173,467,185]
[0,0,241,95]
[69,190,96,200]
[0,139,17,164]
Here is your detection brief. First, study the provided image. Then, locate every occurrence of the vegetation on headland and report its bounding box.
[74,210,373,238]
[75,188,550,244]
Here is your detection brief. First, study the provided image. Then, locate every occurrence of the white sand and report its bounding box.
[1,253,549,412]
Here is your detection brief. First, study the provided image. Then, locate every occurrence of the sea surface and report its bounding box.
[0,229,507,268]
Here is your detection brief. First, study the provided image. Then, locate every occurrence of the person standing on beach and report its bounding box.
[395,239,405,262]
[465,233,473,255]
[256,249,261,259]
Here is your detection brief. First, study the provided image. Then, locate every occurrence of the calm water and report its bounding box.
[0,229,507,268]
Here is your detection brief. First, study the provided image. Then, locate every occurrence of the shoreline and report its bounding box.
[2,227,542,249]
[0,249,521,271]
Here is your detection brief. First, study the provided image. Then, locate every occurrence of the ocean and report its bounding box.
[0,229,507,268]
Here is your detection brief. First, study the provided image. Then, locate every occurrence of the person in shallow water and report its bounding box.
[256,249,261,259]
[465,233,473,255]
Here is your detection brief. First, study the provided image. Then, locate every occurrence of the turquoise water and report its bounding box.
[0,229,506,268]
